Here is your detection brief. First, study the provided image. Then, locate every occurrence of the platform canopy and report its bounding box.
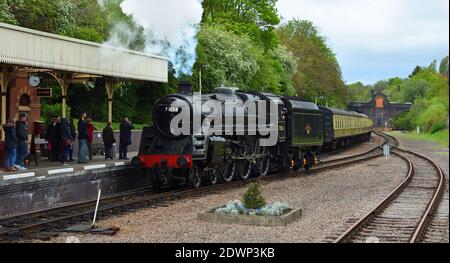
[0,22,168,82]
[0,22,169,137]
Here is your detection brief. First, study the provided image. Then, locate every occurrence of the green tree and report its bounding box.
[0,0,19,24]
[67,0,107,42]
[410,66,422,78]
[390,60,449,133]
[194,25,260,92]
[347,82,372,102]
[277,19,347,107]
[428,59,437,72]
[201,0,280,50]
[102,0,145,51]
[9,0,75,35]
[373,80,389,93]
[439,56,449,76]
[398,79,428,103]
[242,181,266,210]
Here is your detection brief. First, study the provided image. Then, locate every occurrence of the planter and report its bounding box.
[198,206,302,227]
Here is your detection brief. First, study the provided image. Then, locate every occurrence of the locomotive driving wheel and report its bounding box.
[256,147,271,177]
[218,155,236,183]
[237,160,253,181]
[208,168,219,186]
[235,138,255,181]
[189,164,203,188]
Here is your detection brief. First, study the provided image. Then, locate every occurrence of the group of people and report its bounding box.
[3,113,135,171]
[47,113,135,165]
[3,114,30,172]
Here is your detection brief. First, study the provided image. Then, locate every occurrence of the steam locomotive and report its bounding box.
[137,82,373,188]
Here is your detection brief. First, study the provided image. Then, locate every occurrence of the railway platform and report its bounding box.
[0,152,151,220]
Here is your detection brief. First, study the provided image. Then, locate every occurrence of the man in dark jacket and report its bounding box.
[102,122,116,160]
[47,116,61,161]
[119,117,134,160]
[60,118,73,165]
[77,112,88,164]
[3,117,18,172]
[15,114,29,170]
[69,118,76,162]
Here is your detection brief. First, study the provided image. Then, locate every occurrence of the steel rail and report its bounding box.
[0,133,388,242]
[334,133,444,243]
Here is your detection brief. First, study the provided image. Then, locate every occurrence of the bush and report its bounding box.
[242,181,266,210]
[260,202,290,216]
[215,200,290,217]
[215,200,245,215]
[41,103,71,124]
[431,123,446,134]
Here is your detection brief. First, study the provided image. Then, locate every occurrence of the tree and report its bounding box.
[439,56,449,76]
[242,181,266,210]
[389,61,449,133]
[277,19,347,107]
[194,25,260,92]
[410,66,422,78]
[201,0,281,50]
[398,79,428,103]
[10,0,76,35]
[373,80,389,93]
[347,82,372,102]
[67,0,107,42]
[0,0,19,24]
[428,59,437,72]
[101,0,145,51]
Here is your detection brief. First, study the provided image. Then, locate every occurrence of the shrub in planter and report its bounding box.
[242,181,266,210]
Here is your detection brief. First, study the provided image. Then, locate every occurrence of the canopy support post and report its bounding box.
[48,71,72,118]
[0,65,15,140]
[105,78,116,123]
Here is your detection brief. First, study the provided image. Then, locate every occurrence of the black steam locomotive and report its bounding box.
[137,82,373,188]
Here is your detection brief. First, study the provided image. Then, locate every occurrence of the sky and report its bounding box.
[277,0,449,84]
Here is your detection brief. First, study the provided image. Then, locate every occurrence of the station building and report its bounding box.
[0,22,168,167]
[348,91,412,131]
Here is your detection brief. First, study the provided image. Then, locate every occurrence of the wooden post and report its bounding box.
[0,66,11,140]
[48,71,71,118]
[105,79,115,123]
[61,73,70,118]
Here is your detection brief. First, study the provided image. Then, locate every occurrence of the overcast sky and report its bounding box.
[277,0,449,84]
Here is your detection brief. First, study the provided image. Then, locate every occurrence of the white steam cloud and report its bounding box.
[121,0,203,76]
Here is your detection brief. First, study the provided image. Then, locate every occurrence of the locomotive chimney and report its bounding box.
[178,81,193,94]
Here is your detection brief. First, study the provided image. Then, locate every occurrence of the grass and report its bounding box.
[389,129,449,148]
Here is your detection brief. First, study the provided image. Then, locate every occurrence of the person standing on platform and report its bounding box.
[69,118,76,162]
[3,117,18,172]
[119,117,134,160]
[60,118,73,165]
[47,116,61,162]
[15,114,29,171]
[86,118,96,161]
[77,112,88,164]
[102,122,116,160]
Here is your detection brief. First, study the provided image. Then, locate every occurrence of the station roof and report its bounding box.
[0,22,168,83]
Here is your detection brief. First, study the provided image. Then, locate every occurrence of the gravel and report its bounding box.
[320,134,384,162]
[393,135,449,243]
[43,151,407,243]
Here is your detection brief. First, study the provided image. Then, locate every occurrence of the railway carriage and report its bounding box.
[138,82,373,188]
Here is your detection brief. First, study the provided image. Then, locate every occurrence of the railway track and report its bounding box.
[333,133,446,243]
[0,133,390,242]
